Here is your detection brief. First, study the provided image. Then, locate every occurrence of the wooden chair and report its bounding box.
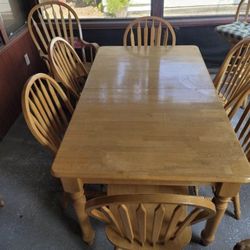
[22,73,74,153]
[86,193,216,249]
[123,16,176,48]
[224,86,250,219]
[49,37,88,100]
[28,1,99,73]
[22,73,103,202]
[214,37,250,107]
[216,0,250,44]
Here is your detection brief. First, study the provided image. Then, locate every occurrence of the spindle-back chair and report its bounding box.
[214,38,250,106]
[216,0,250,44]
[86,193,216,249]
[28,1,98,72]
[22,73,103,203]
[22,73,74,153]
[49,37,88,99]
[123,16,176,48]
[224,85,250,219]
[235,0,250,23]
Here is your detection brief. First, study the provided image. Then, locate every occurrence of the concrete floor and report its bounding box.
[0,115,250,250]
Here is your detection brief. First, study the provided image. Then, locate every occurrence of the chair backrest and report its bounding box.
[225,86,250,159]
[86,194,215,249]
[235,0,250,22]
[214,38,250,105]
[22,73,74,153]
[28,1,84,70]
[49,37,88,99]
[123,16,176,48]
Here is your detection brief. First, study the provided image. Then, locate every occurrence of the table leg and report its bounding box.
[61,178,95,245]
[201,183,240,245]
[201,195,230,245]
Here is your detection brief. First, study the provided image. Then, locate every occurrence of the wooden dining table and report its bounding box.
[51,46,250,246]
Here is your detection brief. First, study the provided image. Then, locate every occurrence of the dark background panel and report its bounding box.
[81,25,231,68]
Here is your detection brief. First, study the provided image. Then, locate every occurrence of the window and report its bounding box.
[0,0,29,37]
[39,0,151,19]
[164,0,241,17]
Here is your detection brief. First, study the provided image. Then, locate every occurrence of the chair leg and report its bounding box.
[232,193,241,220]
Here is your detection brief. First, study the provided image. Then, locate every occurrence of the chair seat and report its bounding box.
[216,21,250,40]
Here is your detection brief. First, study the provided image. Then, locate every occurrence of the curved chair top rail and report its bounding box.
[123,16,176,47]
[49,37,88,99]
[214,37,250,105]
[236,0,250,22]
[28,1,82,57]
[86,193,215,248]
[22,73,74,153]
[86,193,215,211]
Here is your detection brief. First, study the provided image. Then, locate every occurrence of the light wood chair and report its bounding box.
[22,73,74,153]
[123,16,176,48]
[28,1,99,73]
[49,37,88,100]
[22,73,104,202]
[214,37,250,107]
[216,0,250,44]
[224,86,250,219]
[86,193,216,249]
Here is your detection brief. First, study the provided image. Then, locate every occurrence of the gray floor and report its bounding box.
[0,115,250,250]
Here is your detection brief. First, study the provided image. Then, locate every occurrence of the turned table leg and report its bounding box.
[201,196,230,245]
[61,178,95,245]
[201,183,240,246]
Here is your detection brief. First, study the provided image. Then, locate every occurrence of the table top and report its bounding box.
[51,46,250,184]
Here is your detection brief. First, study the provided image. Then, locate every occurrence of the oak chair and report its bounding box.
[224,85,250,219]
[214,38,250,106]
[22,73,74,207]
[22,73,103,203]
[216,0,250,44]
[22,73,74,153]
[86,193,216,249]
[28,1,98,73]
[123,16,176,48]
[49,37,88,99]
